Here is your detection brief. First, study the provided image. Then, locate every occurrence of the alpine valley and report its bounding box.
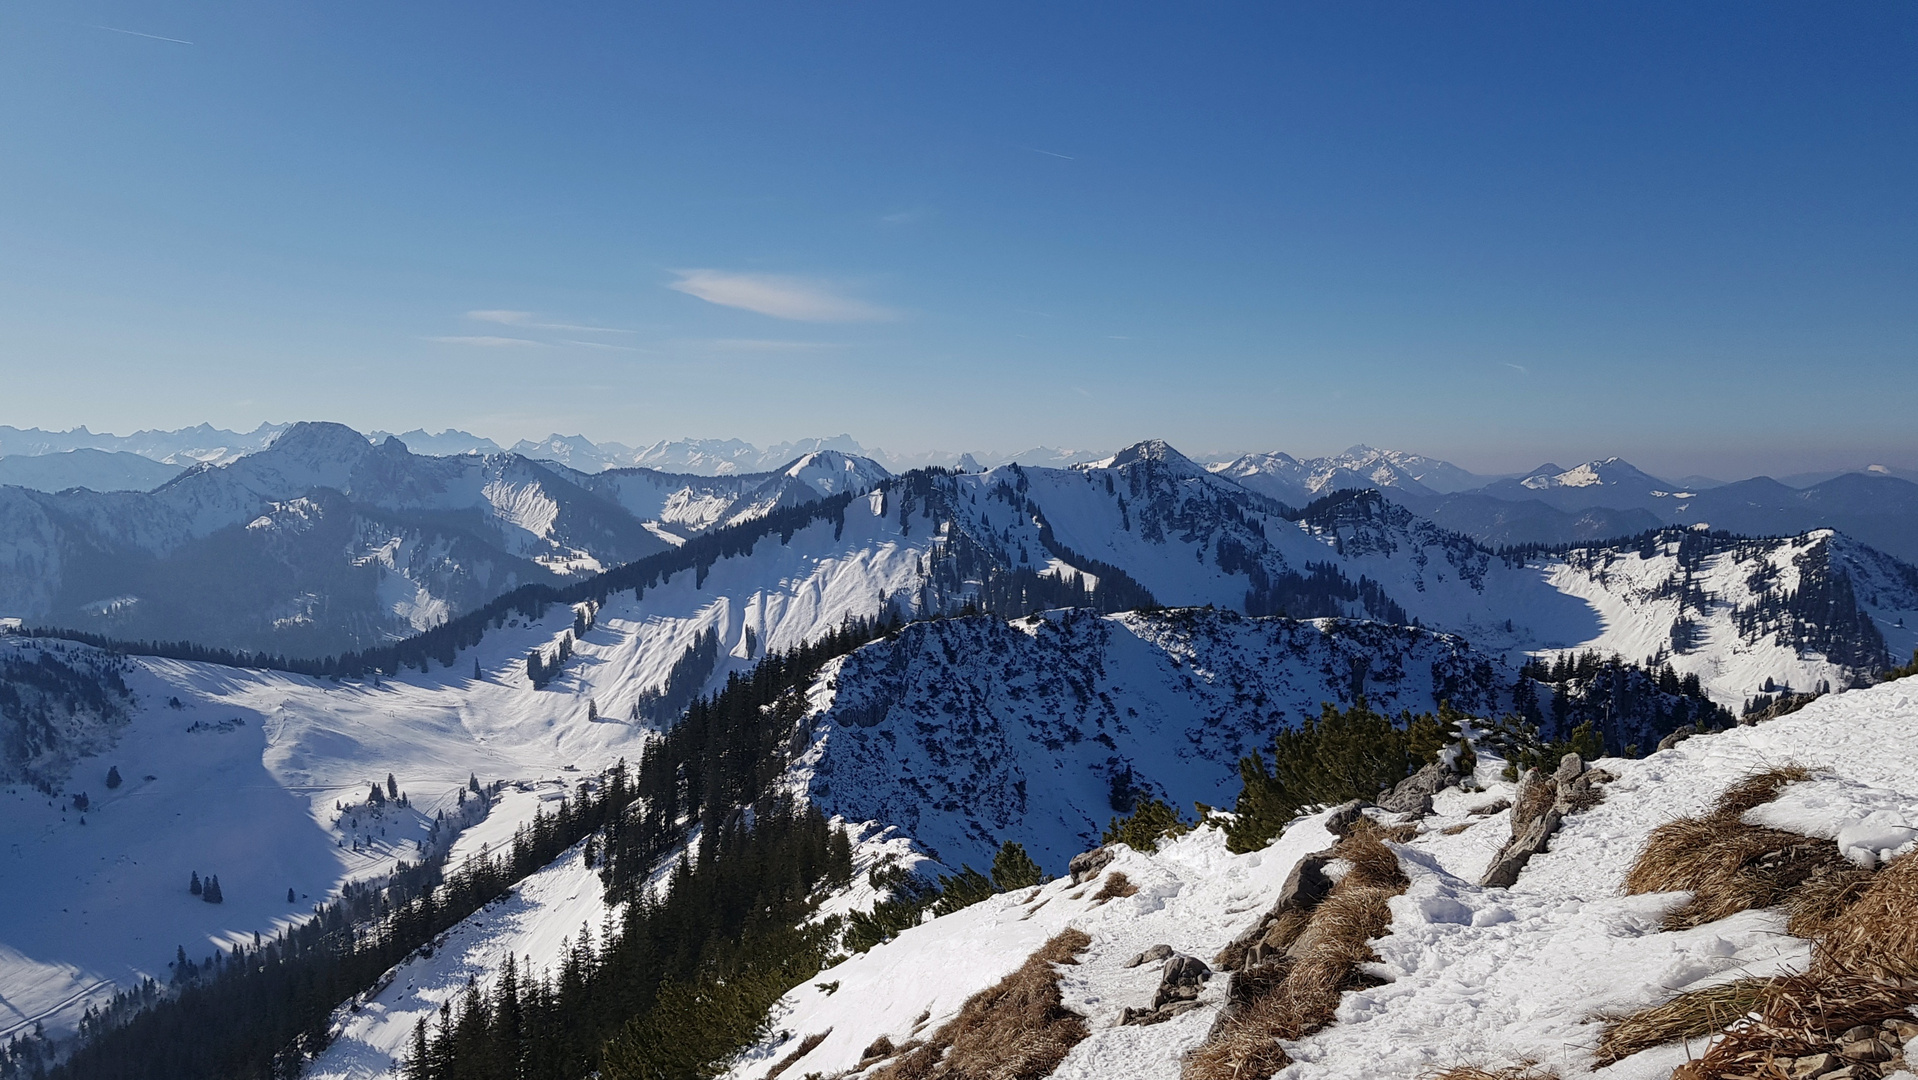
[4,423,1918,1080]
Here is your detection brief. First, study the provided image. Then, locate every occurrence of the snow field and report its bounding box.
[725,676,1918,1080]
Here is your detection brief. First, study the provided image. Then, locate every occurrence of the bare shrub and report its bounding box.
[869,928,1091,1080]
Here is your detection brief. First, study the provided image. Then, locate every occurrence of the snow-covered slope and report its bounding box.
[0,427,886,657]
[788,611,1509,872]
[728,674,1918,1080]
[0,495,935,1039]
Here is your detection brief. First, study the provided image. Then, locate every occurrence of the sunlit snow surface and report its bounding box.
[727,677,1918,1080]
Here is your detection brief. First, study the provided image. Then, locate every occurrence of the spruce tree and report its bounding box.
[105,766,121,789]
[203,876,223,904]
[287,887,297,903]
[990,841,1044,891]
[189,871,202,896]
[387,773,398,800]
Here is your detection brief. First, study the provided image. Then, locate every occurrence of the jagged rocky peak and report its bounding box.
[1100,438,1207,474]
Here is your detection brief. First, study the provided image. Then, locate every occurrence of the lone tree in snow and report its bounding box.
[105,766,122,789]
[190,871,202,896]
[287,887,297,903]
[386,773,398,799]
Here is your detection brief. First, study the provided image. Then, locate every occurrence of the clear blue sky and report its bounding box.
[1,2,1912,477]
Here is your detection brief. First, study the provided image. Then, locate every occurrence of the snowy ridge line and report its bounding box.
[3,490,861,678]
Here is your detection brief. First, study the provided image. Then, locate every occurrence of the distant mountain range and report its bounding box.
[3,422,1915,564]
[0,422,892,657]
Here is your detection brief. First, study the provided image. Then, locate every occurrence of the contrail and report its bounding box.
[1027,148,1076,160]
[90,24,195,45]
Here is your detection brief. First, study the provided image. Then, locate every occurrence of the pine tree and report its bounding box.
[473,658,483,681]
[469,773,481,794]
[203,876,223,904]
[189,871,202,896]
[387,773,398,800]
[990,840,1044,891]
[105,766,122,789]
[369,781,385,806]
[287,887,297,903]
[587,698,598,722]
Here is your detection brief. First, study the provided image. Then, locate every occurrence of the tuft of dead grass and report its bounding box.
[1092,871,1139,903]
[1593,978,1771,1065]
[1712,765,1811,817]
[1622,766,1846,930]
[1784,861,1878,939]
[1347,817,1420,843]
[1818,849,1918,977]
[1183,833,1408,1080]
[764,1030,830,1080]
[1688,965,1918,1078]
[869,928,1091,1080]
[1422,1065,1560,1080]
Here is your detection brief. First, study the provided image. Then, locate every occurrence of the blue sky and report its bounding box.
[1,3,1912,477]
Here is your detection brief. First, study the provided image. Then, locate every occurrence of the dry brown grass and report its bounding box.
[1440,822,1474,836]
[1624,817,1850,929]
[1347,817,1420,843]
[1422,1065,1560,1080]
[1712,765,1812,817]
[1183,833,1408,1080]
[1593,978,1771,1065]
[1818,849,1918,977]
[764,1029,830,1080]
[1688,966,1918,1078]
[1092,871,1139,903]
[869,928,1091,1080]
[1593,770,1918,1078]
[1621,766,1846,930]
[1784,861,1878,939]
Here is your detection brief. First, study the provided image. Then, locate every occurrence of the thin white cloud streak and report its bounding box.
[667,270,896,323]
[696,338,843,352]
[465,310,637,334]
[425,335,546,347]
[90,24,194,44]
[562,339,650,352]
[1504,362,1531,374]
[1027,148,1075,160]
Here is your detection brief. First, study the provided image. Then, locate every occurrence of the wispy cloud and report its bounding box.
[1503,362,1530,375]
[425,335,547,348]
[667,270,895,323]
[562,339,650,353]
[697,338,844,352]
[1027,148,1075,160]
[466,310,636,334]
[880,209,931,226]
[90,24,193,44]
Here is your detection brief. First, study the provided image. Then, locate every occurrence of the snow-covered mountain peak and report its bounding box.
[777,450,891,493]
[1519,457,1665,491]
[1100,439,1208,476]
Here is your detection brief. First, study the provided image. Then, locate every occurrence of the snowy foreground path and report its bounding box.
[727,678,1918,1080]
